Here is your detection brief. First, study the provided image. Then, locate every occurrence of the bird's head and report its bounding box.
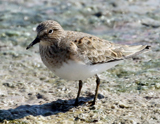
[26,20,65,49]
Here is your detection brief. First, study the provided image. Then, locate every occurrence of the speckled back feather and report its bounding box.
[67,34,150,64]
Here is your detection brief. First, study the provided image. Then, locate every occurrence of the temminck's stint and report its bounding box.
[26,20,150,105]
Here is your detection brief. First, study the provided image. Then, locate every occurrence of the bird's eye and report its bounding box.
[48,29,53,34]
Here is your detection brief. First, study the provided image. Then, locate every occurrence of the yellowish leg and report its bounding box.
[75,80,83,106]
[92,75,100,105]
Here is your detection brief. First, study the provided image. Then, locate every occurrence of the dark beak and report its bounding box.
[26,37,40,50]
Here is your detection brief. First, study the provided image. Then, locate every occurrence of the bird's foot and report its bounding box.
[85,100,95,106]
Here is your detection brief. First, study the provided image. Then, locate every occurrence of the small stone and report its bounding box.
[119,101,130,108]
[155,83,160,89]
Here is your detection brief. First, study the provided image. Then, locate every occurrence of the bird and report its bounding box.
[26,20,150,106]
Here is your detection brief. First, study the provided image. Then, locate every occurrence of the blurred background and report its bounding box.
[0,0,160,123]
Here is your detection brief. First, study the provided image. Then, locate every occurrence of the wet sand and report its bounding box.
[0,0,160,123]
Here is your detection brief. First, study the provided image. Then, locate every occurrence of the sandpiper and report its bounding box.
[26,20,150,105]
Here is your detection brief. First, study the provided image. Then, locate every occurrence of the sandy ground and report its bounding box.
[0,0,160,123]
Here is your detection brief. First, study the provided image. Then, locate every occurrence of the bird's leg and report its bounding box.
[92,75,100,105]
[75,80,83,106]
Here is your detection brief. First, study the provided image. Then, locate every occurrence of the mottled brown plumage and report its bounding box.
[26,20,150,105]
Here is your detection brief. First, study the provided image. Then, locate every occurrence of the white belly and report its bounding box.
[49,60,123,81]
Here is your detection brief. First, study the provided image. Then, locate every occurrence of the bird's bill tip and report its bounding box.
[26,37,40,50]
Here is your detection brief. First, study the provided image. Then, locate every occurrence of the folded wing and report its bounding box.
[72,36,150,64]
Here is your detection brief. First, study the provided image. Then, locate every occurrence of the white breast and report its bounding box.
[50,60,123,81]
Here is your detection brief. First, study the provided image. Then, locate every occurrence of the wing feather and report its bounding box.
[71,36,150,64]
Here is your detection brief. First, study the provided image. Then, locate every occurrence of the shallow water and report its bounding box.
[0,0,160,123]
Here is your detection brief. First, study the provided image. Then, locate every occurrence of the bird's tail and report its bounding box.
[121,45,150,58]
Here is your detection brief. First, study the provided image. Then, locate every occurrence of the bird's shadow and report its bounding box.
[0,94,104,122]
